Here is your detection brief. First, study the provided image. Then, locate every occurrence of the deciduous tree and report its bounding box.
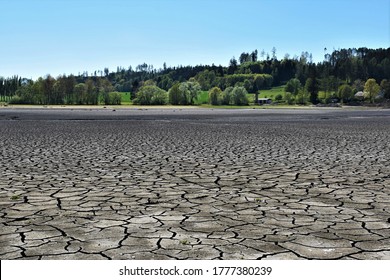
[232,86,249,105]
[134,85,167,105]
[178,81,201,105]
[305,78,319,104]
[74,83,86,104]
[364,78,380,103]
[168,83,181,105]
[380,79,390,99]
[208,87,222,105]
[221,87,233,105]
[338,84,353,103]
[285,78,301,95]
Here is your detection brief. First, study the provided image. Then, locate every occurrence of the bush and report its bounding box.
[296,90,310,105]
[8,95,23,104]
[14,86,38,104]
[108,92,122,105]
[284,92,294,105]
[168,83,181,105]
[208,87,222,105]
[178,81,201,105]
[133,86,167,105]
[168,81,201,105]
[151,88,168,105]
[232,86,249,105]
[221,87,233,105]
[8,95,34,104]
[285,78,301,95]
[101,92,122,105]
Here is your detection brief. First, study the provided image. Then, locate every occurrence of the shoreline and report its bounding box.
[0,104,388,111]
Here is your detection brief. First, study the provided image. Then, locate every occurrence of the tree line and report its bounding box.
[1,75,121,105]
[1,47,389,105]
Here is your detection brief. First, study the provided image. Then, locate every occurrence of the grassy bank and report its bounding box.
[258,85,285,99]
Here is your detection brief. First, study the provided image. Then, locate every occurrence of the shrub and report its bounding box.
[284,92,294,105]
[232,86,249,105]
[221,87,233,105]
[168,83,181,105]
[168,81,202,105]
[285,78,301,95]
[101,92,122,105]
[109,92,122,105]
[338,84,353,103]
[133,86,167,105]
[208,87,222,105]
[151,88,168,105]
[178,81,201,105]
[8,95,23,104]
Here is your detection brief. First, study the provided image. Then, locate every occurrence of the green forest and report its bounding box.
[1,47,389,106]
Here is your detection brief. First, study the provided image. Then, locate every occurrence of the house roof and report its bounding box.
[355,91,365,97]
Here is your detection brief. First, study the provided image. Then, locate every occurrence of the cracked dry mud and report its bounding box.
[0,108,390,260]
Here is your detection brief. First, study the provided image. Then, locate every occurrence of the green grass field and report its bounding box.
[118,92,132,105]
[258,85,285,99]
[195,91,209,105]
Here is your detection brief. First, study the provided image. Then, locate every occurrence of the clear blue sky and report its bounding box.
[1,0,389,79]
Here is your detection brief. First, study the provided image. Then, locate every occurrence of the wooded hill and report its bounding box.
[1,47,389,105]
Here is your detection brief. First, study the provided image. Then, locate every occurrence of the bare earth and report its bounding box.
[1,107,389,260]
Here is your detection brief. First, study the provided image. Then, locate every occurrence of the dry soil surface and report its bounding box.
[1,107,389,259]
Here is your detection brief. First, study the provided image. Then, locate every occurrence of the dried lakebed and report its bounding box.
[1,108,390,260]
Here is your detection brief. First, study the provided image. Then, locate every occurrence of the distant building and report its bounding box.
[354,91,365,100]
[256,98,272,105]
